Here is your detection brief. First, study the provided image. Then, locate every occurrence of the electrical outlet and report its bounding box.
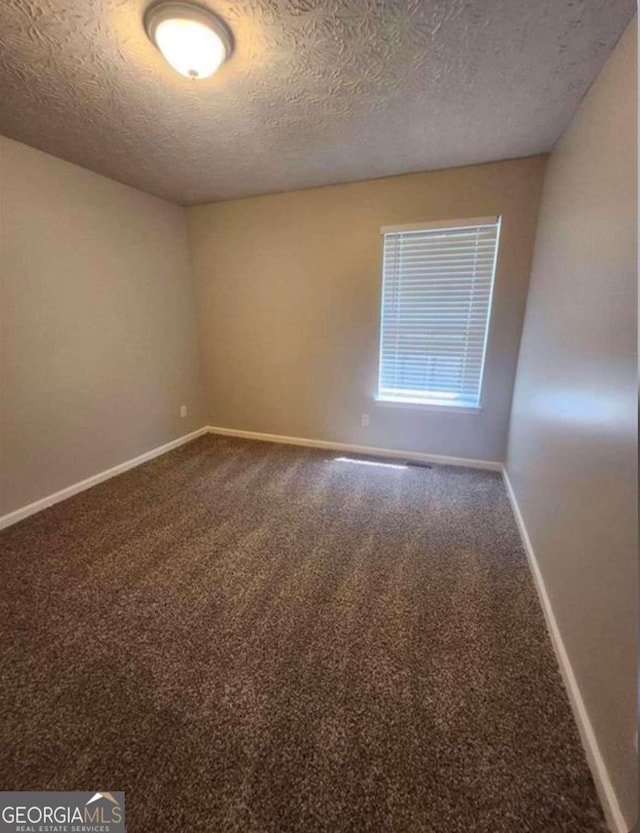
[180,405,187,418]
[361,413,370,427]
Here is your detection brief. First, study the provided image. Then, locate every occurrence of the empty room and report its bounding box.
[0,1,636,832]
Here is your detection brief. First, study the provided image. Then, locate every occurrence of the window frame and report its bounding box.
[374,215,502,411]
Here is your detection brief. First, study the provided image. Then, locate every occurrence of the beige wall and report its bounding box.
[187,156,546,462]
[0,137,205,516]
[505,20,637,829]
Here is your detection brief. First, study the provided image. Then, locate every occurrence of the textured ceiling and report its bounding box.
[0,0,634,205]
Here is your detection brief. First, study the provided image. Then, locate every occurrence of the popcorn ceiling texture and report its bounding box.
[0,435,608,832]
[0,0,634,204]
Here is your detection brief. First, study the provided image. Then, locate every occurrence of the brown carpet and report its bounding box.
[0,435,607,832]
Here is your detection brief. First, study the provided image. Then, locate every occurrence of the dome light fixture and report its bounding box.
[144,2,233,80]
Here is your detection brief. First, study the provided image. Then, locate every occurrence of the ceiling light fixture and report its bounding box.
[144,2,233,80]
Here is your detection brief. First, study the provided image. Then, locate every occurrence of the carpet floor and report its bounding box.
[0,435,607,832]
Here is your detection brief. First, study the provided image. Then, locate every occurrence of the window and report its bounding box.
[377,216,501,409]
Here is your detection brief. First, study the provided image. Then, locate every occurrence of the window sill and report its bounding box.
[374,397,482,414]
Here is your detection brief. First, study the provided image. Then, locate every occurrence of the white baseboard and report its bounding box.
[0,424,500,531]
[206,425,503,471]
[0,427,209,531]
[502,468,628,833]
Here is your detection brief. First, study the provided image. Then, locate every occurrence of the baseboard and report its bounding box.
[0,426,209,531]
[1,424,499,530]
[206,425,503,471]
[502,468,628,833]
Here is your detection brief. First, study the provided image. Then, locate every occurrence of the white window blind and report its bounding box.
[377,216,501,408]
